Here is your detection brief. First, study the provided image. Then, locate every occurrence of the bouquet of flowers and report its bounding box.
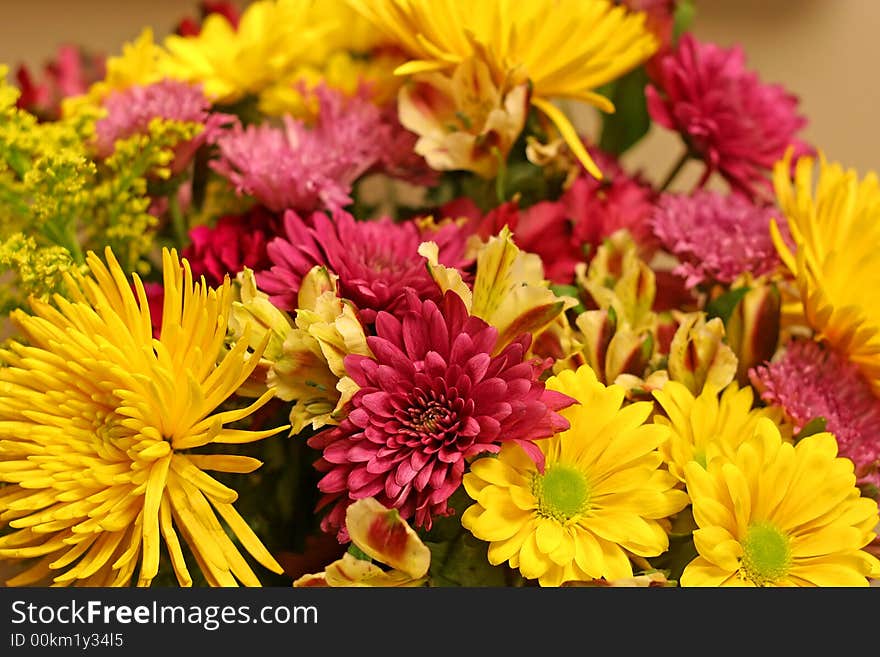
[0,0,878,589]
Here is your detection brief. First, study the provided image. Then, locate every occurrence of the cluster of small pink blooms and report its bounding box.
[183,207,279,287]
[256,209,469,323]
[646,33,811,198]
[94,79,231,171]
[210,84,424,213]
[308,290,574,539]
[651,190,788,289]
[750,338,880,489]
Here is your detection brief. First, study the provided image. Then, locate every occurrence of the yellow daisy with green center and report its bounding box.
[652,380,783,483]
[461,365,689,586]
[681,418,880,586]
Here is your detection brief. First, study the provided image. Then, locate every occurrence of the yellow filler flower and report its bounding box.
[681,418,880,586]
[0,248,286,586]
[462,365,688,586]
[347,0,657,179]
[771,150,880,395]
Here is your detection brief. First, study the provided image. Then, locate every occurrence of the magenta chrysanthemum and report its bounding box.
[257,209,468,323]
[646,33,810,198]
[308,290,574,538]
[183,207,278,287]
[209,85,388,213]
[750,339,880,489]
[94,79,229,165]
[651,190,787,289]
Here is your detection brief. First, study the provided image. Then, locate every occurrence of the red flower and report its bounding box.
[183,207,279,288]
[441,149,657,285]
[309,291,574,538]
[175,1,241,37]
[646,33,810,199]
[15,45,105,121]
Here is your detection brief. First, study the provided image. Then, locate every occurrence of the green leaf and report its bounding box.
[426,534,508,587]
[598,66,651,156]
[706,286,750,324]
[347,544,372,563]
[794,416,827,441]
[673,0,697,41]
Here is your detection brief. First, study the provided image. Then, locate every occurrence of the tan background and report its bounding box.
[0,0,878,188]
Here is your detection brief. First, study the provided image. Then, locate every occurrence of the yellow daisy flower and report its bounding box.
[652,380,783,483]
[461,365,688,586]
[771,150,880,395]
[347,0,658,179]
[0,247,286,587]
[681,418,880,586]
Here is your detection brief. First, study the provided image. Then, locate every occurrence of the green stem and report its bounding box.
[658,150,690,192]
[384,176,398,221]
[170,189,188,250]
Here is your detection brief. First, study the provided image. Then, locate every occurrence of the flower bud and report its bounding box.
[726,283,781,385]
[667,312,737,395]
[228,267,296,396]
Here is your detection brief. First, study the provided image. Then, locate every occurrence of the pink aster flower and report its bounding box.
[257,209,469,323]
[309,290,574,538]
[182,207,279,287]
[210,85,388,213]
[750,339,880,490]
[651,190,788,289]
[94,79,230,171]
[646,33,810,198]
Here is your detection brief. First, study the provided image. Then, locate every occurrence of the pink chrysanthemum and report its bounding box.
[210,85,389,213]
[646,33,810,198]
[750,339,880,490]
[651,190,788,289]
[183,207,278,287]
[309,290,574,538]
[257,209,468,323]
[94,79,229,168]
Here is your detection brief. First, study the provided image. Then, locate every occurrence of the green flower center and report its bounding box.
[533,465,590,522]
[740,522,792,586]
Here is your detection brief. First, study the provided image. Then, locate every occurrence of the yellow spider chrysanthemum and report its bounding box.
[160,0,337,104]
[771,150,880,395]
[347,0,658,179]
[461,365,688,586]
[681,418,880,586]
[0,247,286,587]
[652,380,783,483]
